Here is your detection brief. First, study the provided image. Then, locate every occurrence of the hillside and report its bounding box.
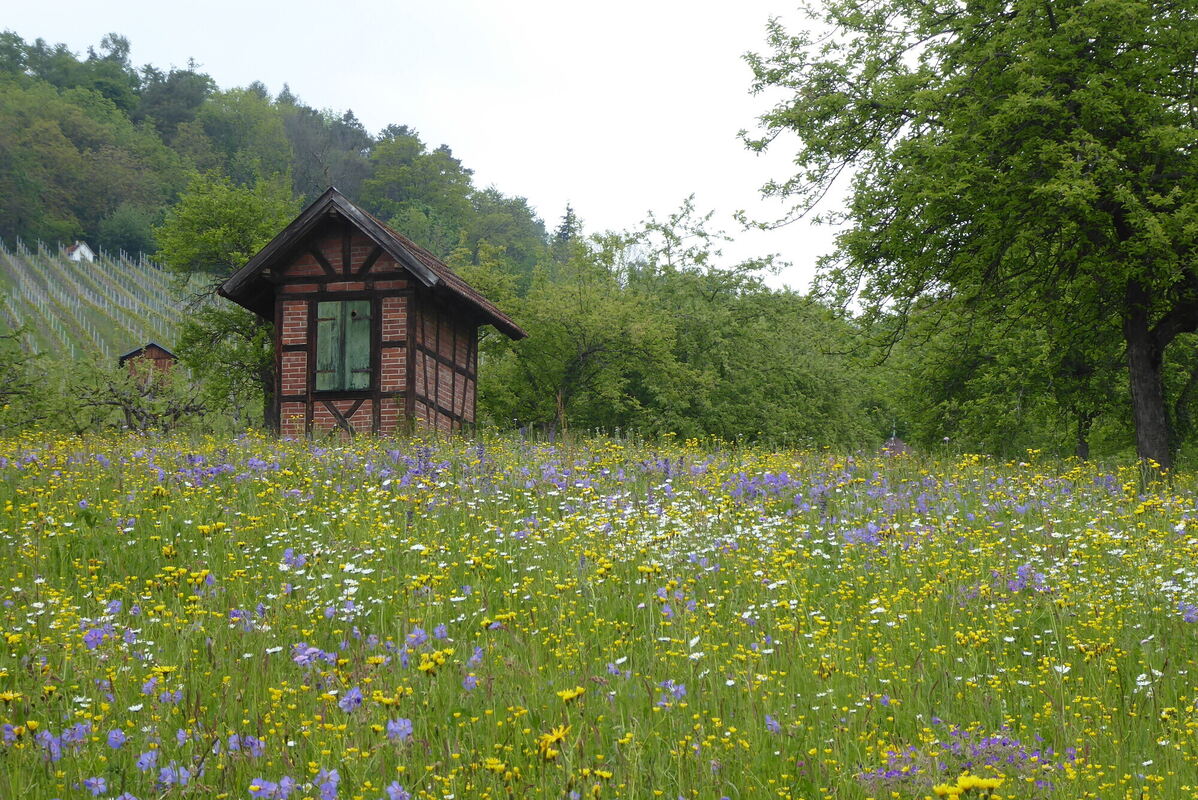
[0,238,185,359]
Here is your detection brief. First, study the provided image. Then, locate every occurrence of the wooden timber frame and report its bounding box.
[218,187,526,437]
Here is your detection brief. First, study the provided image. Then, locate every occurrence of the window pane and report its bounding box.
[315,301,344,391]
[345,300,372,390]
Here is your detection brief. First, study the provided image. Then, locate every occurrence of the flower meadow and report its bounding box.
[2,434,1198,800]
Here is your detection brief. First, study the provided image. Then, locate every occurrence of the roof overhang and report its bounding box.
[219,187,526,339]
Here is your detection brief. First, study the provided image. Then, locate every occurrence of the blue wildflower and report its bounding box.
[338,686,363,713]
[386,718,413,741]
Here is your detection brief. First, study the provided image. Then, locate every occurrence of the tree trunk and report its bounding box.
[1124,288,1172,468]
[555,389,568,437]
[1075,413,1093,461]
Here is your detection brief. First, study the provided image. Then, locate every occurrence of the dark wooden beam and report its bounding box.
[305,295,317,434]
[412,391,465,425]
[355,245,384,277]
[323,398,364,433]
[272,292,283,432]
[310,248,337,276]
[405,295,416,419]
[467,331,477,423]
[279,271,409,286]
[434,307,442,428]
[371,294,382,433]
[450,317,459,424]
[413,342,476,381]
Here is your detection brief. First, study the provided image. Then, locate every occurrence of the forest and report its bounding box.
[0,24,1193,464]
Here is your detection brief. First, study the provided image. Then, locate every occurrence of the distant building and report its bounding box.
[219,187,527,436]
[65,241,95,263]
[118,342,176,377]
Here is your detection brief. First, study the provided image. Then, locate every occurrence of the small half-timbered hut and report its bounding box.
[218,188,526,436]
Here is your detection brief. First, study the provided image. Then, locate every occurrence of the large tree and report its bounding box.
[154,171,296,429]
[746,0,1198,467]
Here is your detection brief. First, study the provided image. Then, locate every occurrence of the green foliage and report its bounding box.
[474,200,881,447]
[481,241,680,433]
[96,201,158,255]
[361,127,474,258]
[280,102,372,202]
[174,305,270,429]
[10,25,1178,455]
[154,171,296,279]
[0,327,39,432]
[462,189,547,286]
[133,62,215,140]
[0,29,548,295]
[52,356,209,433]
[0,77,183,243]
[746,0,1198,466]
[0,340,213,435]
[194,87,292,184]
[154,173,294,429]
[624,202,877,446]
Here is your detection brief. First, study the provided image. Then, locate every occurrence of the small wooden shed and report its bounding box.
[118,342,176,376]
[219,188,526,436]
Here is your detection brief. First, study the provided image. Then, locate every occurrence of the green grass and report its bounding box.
[0,239,183,356]
[0,432,1195,800]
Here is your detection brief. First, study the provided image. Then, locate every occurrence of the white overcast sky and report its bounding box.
[6,0,842,290]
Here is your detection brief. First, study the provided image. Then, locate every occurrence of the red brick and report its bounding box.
[281,351,308,393]
[281,402,306,436]
[281,301,308,345]
[283,257,324,277]
[380,348,406,391]
[371,254,398,274]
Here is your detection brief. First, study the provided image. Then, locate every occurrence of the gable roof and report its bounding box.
[118,342,175,366]
[218,187,527,339]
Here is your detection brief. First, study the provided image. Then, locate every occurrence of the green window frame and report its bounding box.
[315,299,372,391]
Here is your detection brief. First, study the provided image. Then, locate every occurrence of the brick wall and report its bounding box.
[348,232,373,271]
[382,296,407,340]
[281,351,307,395]
[281,301,307,345]
[280,402,306,437]
[380,348,406,393]
[283,252,325,277]
[437,361,455,418]
[311,399,373,435]
[379,396,403,432]
[315,234,341,271]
